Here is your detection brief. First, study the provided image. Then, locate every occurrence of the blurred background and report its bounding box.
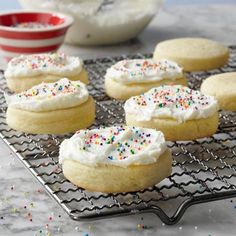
[1,0,236,10]
[0,0,235,63]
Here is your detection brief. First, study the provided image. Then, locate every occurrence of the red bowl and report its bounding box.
[0,11,73,60]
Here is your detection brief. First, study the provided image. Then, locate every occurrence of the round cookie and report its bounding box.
[153,38,229,72]
[104,59,187,100]
[5,53,89,92]
[59,126,172,193]
[5,78,95,134]
[124,85,219,141]
[201,72,236,111]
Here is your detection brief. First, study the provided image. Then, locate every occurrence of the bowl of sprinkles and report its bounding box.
[0,11,73,60]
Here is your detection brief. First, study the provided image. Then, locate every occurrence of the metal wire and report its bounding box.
[0,46,236,225]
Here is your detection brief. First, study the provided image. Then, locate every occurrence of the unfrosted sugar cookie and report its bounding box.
[104,59,187,100]
[201,72,236,111]
[153,38,229,72]
[59,126,172,193]
[5,53,89,92]
[124,85,219,141]
[5,78,95,134]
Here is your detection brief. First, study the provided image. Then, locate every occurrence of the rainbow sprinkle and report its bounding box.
[132,85,211,111]
[12,22,54,29]
[16,78,79,100]
[113,59,181,80]
[76,126,153,161]
[10,53,68,70]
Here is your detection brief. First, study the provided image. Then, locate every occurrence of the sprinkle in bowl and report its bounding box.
[0,11,74,60]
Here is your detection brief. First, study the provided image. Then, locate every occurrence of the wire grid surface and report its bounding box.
[0,46,236,224]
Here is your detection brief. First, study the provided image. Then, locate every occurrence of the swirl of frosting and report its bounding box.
[59,126,167,167]
[5,53,83,78]
[105,59,183,84]
[5,78,89,112]
[124,85,219,122]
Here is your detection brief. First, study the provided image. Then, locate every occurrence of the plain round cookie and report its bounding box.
[201,72,236,111]
[153,38,229,71]
[126,112,219,141]
[105,76,187,100]
[6,68,89,93]
[61,149,172,193]
[6,96,95,134]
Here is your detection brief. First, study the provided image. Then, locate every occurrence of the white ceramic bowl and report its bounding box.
[18,0,164,46]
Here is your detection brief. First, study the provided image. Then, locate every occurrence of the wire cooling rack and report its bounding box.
[0,46,236,225]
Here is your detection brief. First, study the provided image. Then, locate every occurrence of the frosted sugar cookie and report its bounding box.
[201,72,236,111]
[124,85,219,141]
[59,126,172,193]
[5,53,89,92]
[104,59,187,100]
[153,38,229,71]
[5,78,95,134]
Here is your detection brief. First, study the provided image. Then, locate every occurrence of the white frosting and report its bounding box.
[105,59,183,84]
[124,85,219,122]
[59,126,167,168]
[5,78,89,112]
[5,53,83,78]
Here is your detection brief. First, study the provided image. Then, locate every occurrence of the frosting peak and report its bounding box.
[59,126,167,167]
[124,85,219,122]
[5,78,89,112]
[5,53,83,78]
[105,59,183,84]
